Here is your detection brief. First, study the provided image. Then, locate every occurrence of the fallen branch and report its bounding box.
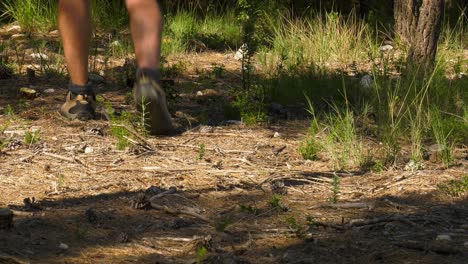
[42,151,87,167]
[309,202,376,210]
[150,203,211,224]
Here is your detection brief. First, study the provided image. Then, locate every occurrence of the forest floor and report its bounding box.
[0,28,467,264]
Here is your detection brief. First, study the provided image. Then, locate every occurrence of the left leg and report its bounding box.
[126,0,173,135]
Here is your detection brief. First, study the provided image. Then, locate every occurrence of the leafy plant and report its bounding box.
[438,175,468,197]
[196,246,208,264]
[197,143,206,160]
[239,204,260,215]
[24,129,40,144]
[329,173,340,203]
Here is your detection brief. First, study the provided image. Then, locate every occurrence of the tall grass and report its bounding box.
[2,0,57,32]
[258,11,378,73]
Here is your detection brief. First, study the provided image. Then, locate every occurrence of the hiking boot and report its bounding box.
[59,83,96,121]
[133,68,173,135]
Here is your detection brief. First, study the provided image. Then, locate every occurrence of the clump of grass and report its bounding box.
[196,246,208,264]
[329,173,340,203]
[197,143,206,160]
[299,100,321,160]
[430,109,454,168]
[2,0,57,32]
[239,204,260,215]
[24,129,40,144]
[438,175,468,197]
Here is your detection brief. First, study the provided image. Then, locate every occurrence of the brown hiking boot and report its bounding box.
[59,83,96,121]
[133,69,173,135]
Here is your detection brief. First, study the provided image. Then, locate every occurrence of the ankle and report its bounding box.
[136,68,160,83]
[68,82,94,95]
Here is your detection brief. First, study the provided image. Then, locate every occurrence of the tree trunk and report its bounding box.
[394,0,444,69]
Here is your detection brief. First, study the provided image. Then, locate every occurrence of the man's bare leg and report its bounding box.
[58,0,91,86]
[58,0,95,120]
[126,0,173,135]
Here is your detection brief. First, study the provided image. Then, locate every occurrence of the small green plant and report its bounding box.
[214,218,233,232]
[306,215,318,229]
[139,96,150,135]
[3,105,14,116]
[438,175,468,197]
[196,246,208,264]
[285,216,305,238]
[269,194,283,211]
[239,204,260,215]
[17,99,29,109]
[329,173,340,203]
[430,110,454,168]
[197,143,206,160]
[371,160,385,172]
[24,129,40,144]
[211,63,225,78]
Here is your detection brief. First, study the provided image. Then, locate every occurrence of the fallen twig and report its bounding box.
[150,203,211,223]
[42,151,88,167]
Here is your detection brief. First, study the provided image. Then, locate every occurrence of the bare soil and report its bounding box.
[0,31,467,263]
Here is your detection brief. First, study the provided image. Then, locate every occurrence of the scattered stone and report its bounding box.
[30,53,49,60]
[360,74,373,89]
[43,88,55,94]
[84,145,94,154]
[379,44,394,52]
[48,30,59,36]
[0,208,13,229]
[19,87,38,99]
[404,160,424,171]
[273,132,281,138]
[199,126,214,133]
[436,234,452,241]
[117,232,129,243]
[58,243,69,250]
[234,43,248,61]
[89,73,105,84]
[7,25,22,34]
[87,127,104,136]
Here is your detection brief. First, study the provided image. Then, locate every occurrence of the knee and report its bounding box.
[125,0,150,11]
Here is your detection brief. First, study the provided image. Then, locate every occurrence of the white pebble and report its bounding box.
[44,88,55,94]
[273,132,281,138]
[59,243,69,250]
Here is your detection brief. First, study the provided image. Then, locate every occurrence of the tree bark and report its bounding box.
[394,0,444,69]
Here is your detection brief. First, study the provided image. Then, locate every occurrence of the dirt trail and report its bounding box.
[0,50,467,263]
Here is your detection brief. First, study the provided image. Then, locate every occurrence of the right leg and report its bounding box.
[58,0,95,120]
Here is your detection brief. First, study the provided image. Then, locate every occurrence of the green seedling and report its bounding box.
[196,246,208,264]
[197,143,206,160]
[239,204,260,215]
[329,173,340,203]
[24,130,40,144]
[438,175,468,197]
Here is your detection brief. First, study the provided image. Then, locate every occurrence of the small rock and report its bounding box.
[30,53,49,60]
[43,88,55,94]
[379,44,394,52]
[59,243,69,250]
[19,87,38,99]
[88,73,104,84]
[10,33,26,40]
[273,132,281,138]
[196,91,204,97]
[48,30,59,36]
[360,74,373,89]
[199,126,214,133]
[436,234,451,241]
[7,25,22,34]
[234,43,248,61]
[84,146,93,154]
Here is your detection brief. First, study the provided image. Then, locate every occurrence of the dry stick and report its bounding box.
[18,150,41,162]
[42,151,88,167]
[150,203,212,224]
[113,124,153,150]
[154,142,254,154]
[95,167,195,175]
[185,131,258,138]
[309,202,376,210]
